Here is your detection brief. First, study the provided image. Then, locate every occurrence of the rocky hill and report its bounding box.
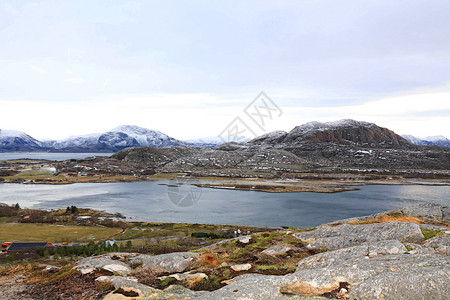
[251,119,411,148]
[105,120,450,177]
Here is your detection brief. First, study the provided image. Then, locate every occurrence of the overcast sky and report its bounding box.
[1,0,450,140]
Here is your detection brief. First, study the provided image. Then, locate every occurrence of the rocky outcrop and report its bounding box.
[127,252,198,273]
[74,255,132,276]
[348,266,449,300]
[262,244,297,256]
[251,119,412,148]
[293,222,424,250]
[401,203,447,222]
[69,204,449,300]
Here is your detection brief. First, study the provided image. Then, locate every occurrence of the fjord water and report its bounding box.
[0,181,448,228]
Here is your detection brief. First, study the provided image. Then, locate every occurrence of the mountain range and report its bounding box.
[402,135,450,148]
[0,125,189,153]
[1,121,449,153]
[70,119,449,179]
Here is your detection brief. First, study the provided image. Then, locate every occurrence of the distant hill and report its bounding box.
[108,119,450,174]
[402,135,450,148]
[0,129,42,152]
[0,125,189,153]
[185,136,250,148]
[250,119,412,149]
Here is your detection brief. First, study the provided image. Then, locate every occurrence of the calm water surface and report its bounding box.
[0,153,113,161]
[0,181,448,227]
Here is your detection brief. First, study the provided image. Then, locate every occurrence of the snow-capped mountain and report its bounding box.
[1,125,190,152]
[43,125,189,152]
[402,135,450,147]
[110,125,188,147]
[0,129,42,152]
[185,136,251,147]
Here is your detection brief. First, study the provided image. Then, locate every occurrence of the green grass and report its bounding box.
[0,216,18,223]
[421,228,445,240]
[256,265,278,270]
[0,223,122,242]
[115,222,262,241]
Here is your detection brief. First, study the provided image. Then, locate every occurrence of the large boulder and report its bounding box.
[293,222,424,250]
[128,252,198,273]
[401,203,446,222]
[96,275,155,294]
[262,244,297,256]
[74,255,131,275]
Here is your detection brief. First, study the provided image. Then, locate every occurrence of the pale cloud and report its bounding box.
[63,77,87,84]
[28,64,46,74]
[0,91,449,141]
[1,1,450,140]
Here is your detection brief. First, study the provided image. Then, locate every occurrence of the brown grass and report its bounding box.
[197,252,220,267]
[0,263,39,279]
[349,215,425,225]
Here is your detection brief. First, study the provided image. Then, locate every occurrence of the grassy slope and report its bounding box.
[0,223,122,243]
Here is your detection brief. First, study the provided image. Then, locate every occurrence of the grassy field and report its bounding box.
[116,222,268,240]
[0,223,122,243]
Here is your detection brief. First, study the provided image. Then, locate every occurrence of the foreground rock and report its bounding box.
[127,252,198,273]
[74,255,132,276]
[293,221,424,250]
[67,204,449,300]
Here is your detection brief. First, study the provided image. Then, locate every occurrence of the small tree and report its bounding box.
[70,205,78,214]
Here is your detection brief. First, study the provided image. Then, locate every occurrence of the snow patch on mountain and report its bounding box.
[402,134,450,147]
[43,125,189,150]
[186,136,250,147]
[0,129,42,150]
[424,135,448,142]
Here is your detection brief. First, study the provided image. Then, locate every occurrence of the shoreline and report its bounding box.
[1,173,450,193]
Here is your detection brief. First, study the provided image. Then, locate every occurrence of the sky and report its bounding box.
[1,0,450,140]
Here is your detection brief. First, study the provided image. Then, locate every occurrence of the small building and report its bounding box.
[2,242,53,252]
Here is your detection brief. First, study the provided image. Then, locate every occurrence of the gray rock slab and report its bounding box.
[423,235,450,247]
[128,252,198,273]
[96,276,155,293]
[424,235,450,256]
[193,274,325,300]
[163,285,210,298]
[262,245,296,256]
[297,240,407,270]
[401,203,444,222]
[286,253,450,297]
[74,255,130,274]
[294,222,424,250]
[443,206,450,223]
[348,266,450,300]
